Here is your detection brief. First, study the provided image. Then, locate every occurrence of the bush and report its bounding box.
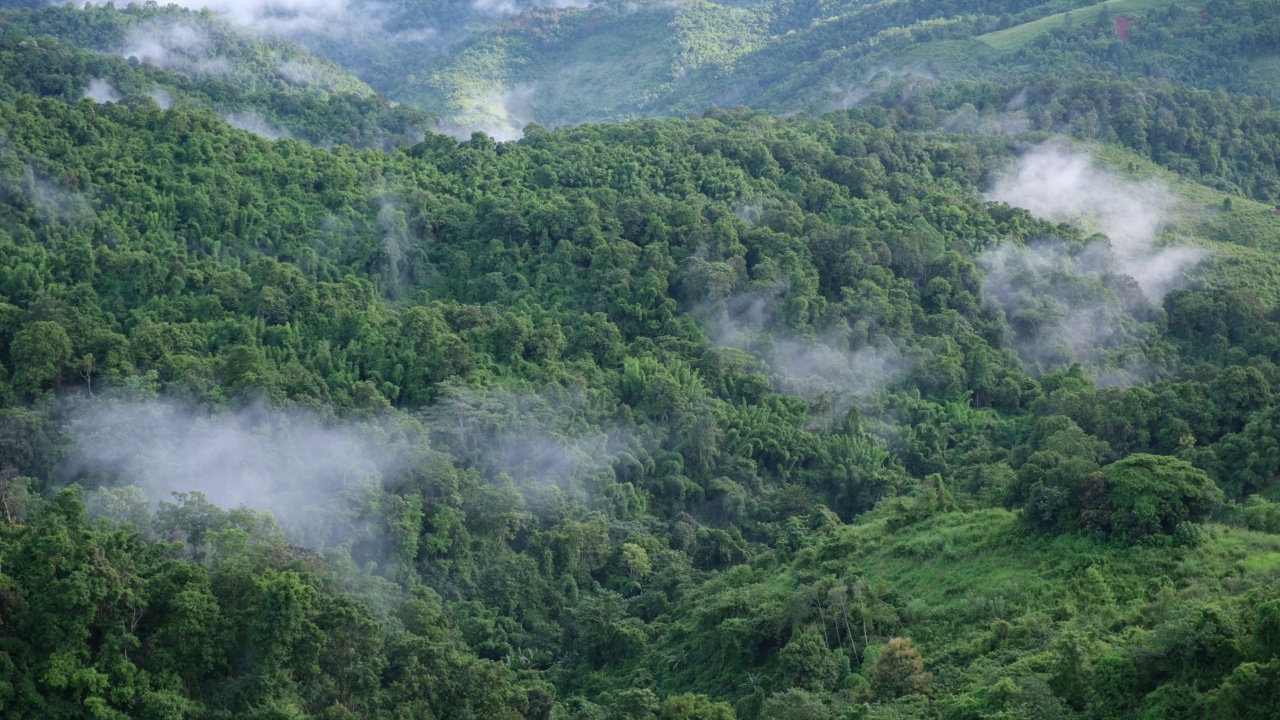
[868,637,934,699]
[760,689,831,720]
[1103,454,1223,544]
[1173,521,1210,548]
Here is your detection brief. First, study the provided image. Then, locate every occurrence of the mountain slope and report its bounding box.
[0,6,435,148]
[2,2,1280,719]
[0,3,373,95]
[2,60,1280,714]
[400,0,1280,132]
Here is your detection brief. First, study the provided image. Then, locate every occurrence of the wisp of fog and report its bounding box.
[986,142,1205,298]
[980,142,1205,383]
[699,283,906,412]
[83,78,120,103]
[63,400,402,540]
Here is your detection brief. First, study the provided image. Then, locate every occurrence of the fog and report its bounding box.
[473,0,592,15]
[63,400,406,541]
[422,383,621,508]
[148,88,174,109]
[986,142,1205,298]
[699,283,907,412]
[439,84,539,142]
[145,0,355,35]
[979,240,1155,383]
[83,78,120,103]
[222,110,290,140]
[941,104,1032,136]
[3,161,96,225]
[377,198,418,299]
[118,18,231,78]
[980,143,1202,382]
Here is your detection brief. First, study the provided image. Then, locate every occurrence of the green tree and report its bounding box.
[1101,454,1223,543]
[9,320,72,394]
[659,694,736,720]
[775,629,842,692]
[759,689,831,720]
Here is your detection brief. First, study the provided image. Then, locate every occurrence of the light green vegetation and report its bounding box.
[1246,54,1280,91]
[978,0,1197,52]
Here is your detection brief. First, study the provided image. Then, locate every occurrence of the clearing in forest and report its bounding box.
[978,0,1196,52]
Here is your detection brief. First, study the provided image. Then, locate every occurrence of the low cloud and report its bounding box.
[63,400,407,543]
[376,197,420,299]
[823,63,936,113]
[0,161,96,225]
[148,89,174,109]
[941,104,1031,136]
[979,240,1155,383]
[1006,86,1030,111]
[986,142,1205,298]
[472,0,521,15]
[222,110,290,140]
[422,383,621,508]
[439,84,538,142]
[83,78,120,103]
[980,143,1202,382]
[274,58,344,87]
[151,0,355,35]
[118,19,231,78]
[472,0,592,16]
[733,201,762,225]
[698,282,906,412]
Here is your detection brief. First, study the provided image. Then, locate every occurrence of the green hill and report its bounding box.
[386,0,1280,134]
[977,0,1196,52]
[602,504,1280,717]
[0,3,374,96]
[0,5,435,148]
[2,54,1280,713]
[1,1,1280,718]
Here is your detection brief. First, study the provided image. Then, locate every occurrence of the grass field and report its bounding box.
[820,508,1280,682]
[977,0,1198,52]
[1248,55,1280,91]
[1087,142,1280,303]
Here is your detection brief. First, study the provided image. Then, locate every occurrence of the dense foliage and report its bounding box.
[0,5,434,149]
[1,1,1280,718]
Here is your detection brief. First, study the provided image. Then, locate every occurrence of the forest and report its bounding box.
[1,0,1280,719]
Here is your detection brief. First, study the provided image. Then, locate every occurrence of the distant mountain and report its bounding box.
[0,4,435,148]
[0,3,373,95]
[392,0,1280,133]
[19,0,1274,140]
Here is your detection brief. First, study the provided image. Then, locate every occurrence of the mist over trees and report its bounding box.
[1,0,1280,718]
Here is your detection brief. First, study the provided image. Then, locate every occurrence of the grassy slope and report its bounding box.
[1087,143,1280,304]
[623,505,1280,710]
[852,510,1280,689]
[977,0,1198,52]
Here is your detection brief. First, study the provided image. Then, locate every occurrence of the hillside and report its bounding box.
[0,5,435,148]
[375,0,1280,133]
[12,0,1277,136]
[0,3,373,96]
[1,1,1280,719]
[2,55,1280,715]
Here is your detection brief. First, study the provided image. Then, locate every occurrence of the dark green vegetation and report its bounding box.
[0,4,434,148]
[2,1,1280,719]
